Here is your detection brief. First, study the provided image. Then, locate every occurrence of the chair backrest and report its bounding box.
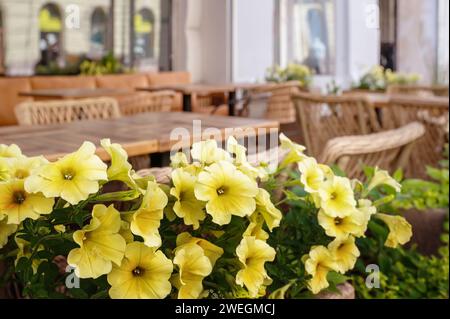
[117,91,175,116]
[247,81,302,124]
[377,96,449,177]
[320,122,426,179]
[15,97,121,126]
[239,91,272,118]
[137,167,172,184]
[387,85,449,97]
[293,91,381,158]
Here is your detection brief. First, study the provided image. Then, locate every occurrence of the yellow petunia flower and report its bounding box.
[227,136,264,180]
[367,167,402,193]
[0,159,9,181]
[0,144,23,158]
[279,133,306,168]
[67,204,126,279]
[317,209,365,239]
[170,152,189,168]
[254,188,282,231]
[176,232,223,267]
[0,217,18,248]
[328,236,360,274]
[25,142,108,205]
[170,168,206,230]
[101,139,137,189]
[0,179,54,225]
[1,156,48,181]
[235,236,276,298]
[191,140,230,165]
[304,246,338,294]
[375,213,412,248]
[318,176,356,218]
[353,199,377,237]
[244,213,269,241]
[119,220,134,244]
[107,242,173,299]
[172,242,213,299]
[318,164,334,180]
[195,160,258,225]
[130,181,168,248]
[298,157,325,194]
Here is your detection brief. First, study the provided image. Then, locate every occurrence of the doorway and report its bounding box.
[379,0,397,70]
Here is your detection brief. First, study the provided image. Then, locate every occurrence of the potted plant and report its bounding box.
[0,136,411,299]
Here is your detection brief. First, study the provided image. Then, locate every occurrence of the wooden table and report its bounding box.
[137,83,266,116]
[19,88,132,100]
[0,112,279,166]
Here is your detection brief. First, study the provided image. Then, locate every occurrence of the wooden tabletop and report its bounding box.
[19,88,132,99]
[0,112,279,161]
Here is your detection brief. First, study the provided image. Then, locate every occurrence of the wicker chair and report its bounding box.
[246,81,303,124]
[137,167,172,184]
[238,91,272,118]
[193,93,229,115]
[376,96,449,177]
[387,85,449,97]
[293,92,380,158]
[15,97,121,125]
[117,91,175,116]
[320,122,426,179]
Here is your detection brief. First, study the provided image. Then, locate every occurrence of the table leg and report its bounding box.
[183,93,192,112]
[228,91,237,116]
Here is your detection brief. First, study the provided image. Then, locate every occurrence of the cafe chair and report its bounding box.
[377,96,449,178]
[137,167,172,184]
[293,91,381,158]
[117,91,176,116]
[238,91,272,118]
[15,97,121,126]
[387,84,449,97]
[320,122,426,180]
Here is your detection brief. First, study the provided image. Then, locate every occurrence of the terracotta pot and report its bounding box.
[403,208,448,256]
[316,282,355,299]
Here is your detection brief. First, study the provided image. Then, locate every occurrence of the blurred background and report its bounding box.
[0,0,448,89]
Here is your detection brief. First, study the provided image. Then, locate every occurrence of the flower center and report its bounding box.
[13,191,26,205]
[334,217,343,225]
[62,169,76,181]
[14,169,29,179]
[132,267,145,277]
[330,192,338,200]
[216,186,228,196]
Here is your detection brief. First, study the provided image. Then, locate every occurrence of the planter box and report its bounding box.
[403,208,448,256]
[316,282,355,299]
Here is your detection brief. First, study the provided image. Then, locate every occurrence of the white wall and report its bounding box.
[397,0,438,84]
[171,0,231,83]
[345,0,380,86]
[232,0,274,83]
[200,0,230,83]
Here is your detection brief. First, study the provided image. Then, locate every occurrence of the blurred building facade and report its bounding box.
[0,0,448,87]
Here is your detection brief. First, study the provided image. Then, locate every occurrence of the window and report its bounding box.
[38,3,63,67]
[90,8,109,57]
[0,8,4,74]
[279,0,336,75]
[134,8,155,60]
